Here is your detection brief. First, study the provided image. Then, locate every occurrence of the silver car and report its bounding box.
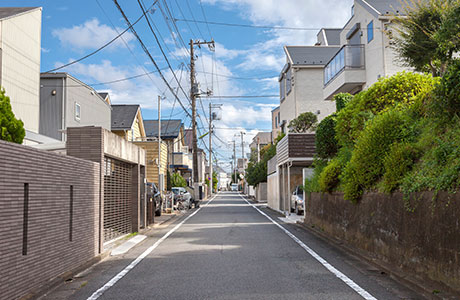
[291,185,304,215]
[172,187,192,209]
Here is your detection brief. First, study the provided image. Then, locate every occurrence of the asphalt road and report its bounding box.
[41,191,424,300]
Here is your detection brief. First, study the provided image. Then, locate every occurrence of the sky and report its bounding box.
[3,0,354,171]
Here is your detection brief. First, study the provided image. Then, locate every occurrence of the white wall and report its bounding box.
[280,67,336,132]
[0,9,41,133]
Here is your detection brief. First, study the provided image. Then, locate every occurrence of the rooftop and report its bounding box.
[144,119,183,139]
[0,7,40,20]
[284,46,341,66]
[111,105,140,131]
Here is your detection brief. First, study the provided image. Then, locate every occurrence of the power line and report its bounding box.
[112,0,191,118]
[204,95,279,98]
[173,18,340,31]
[43,1,158,73]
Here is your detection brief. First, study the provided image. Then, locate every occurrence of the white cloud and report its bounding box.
[52,18,134,51]
[203,0,354,71]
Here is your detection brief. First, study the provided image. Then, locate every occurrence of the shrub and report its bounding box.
[304,159,328,193]
[381,142,421,193]
[287,112,318,133]
[430,59,460,119]
[319,159,341,192]
[334,93,353,112]
[336,72,437,147]
[315,114,338,159]
[0,89,25,144]
[342,109,416,202]
[171,172,187,187]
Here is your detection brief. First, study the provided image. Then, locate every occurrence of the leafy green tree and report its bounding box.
[231,172,240,184]
[171,172,187,187]
[393,0,459,76]
[0,89,25,144]
[287,112,318,133]
[205,171,218,191]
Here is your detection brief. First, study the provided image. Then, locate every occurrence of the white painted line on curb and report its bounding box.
[86,193,219,300]
[239,194,378,300]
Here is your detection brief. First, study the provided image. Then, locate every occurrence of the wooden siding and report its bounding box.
[133,141,167,187]
[276,133,316,165]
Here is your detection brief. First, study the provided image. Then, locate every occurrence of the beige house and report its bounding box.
[111,104,146,142]
[0,7,42,137]
[271,106,281,139]
[278,0,409,133]
[323,0,409,100]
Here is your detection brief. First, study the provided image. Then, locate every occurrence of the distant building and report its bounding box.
[271,106,281,139]
[111,104,146,142]
[249,132,272,150]
[237,158,248,174]
[39,73,111,141]
[0,7,42,138]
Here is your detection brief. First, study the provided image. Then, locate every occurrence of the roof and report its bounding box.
[284,46,341,66]
[323,29,341,46]
[111,105,140,130]
[358,0,406,16]
[98,92,108,99]
[144,119,183,139]
[0,7,40,20]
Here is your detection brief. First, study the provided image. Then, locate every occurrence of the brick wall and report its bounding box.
[0,140,100,300]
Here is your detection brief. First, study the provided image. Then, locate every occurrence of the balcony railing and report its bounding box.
[324,44,365,86]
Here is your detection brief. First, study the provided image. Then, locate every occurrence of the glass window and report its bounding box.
[280,77,285,100]
[75,103,81,121]
[367,20,374,43]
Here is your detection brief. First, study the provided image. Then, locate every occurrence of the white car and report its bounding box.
[231,184,238,191]
[291,185,304,215]
[172,187,192,209]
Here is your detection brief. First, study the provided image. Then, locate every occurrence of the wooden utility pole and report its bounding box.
[190,40,198,184]
[208,103,213,194]
[189,39,215,193]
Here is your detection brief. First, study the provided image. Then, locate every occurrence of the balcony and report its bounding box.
[323,44,366,100]
[171,152,192,171]
[276,134,316,167]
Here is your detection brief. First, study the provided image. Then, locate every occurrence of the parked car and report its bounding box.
[172,187,193,209]
[291,185,304,215]
[147,182,162,216]
[231,183,238,191]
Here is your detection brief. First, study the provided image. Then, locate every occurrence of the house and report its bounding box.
[144,120,192,183]
[39,73,111,141]
[0,7,42,141]
[271,106,281,139]
[323,0,408,101]
[279,45,340,132]
[111,104,146,142]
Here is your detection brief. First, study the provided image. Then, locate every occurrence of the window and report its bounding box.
[367,20,374,43]
[275,116,278,128]
[280,77,285,101]
[75,103,81,121]
[351,5,354,17]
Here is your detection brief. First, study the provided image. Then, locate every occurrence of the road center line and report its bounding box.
[239,194,377,300]
[86,193,219,300]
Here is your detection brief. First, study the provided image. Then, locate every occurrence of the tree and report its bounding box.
[287,112,318,133]
[171,172,187,187]
[0,89,25,144]
[392,0,460,76]
[231,172,240,184]
[205,171,218,191]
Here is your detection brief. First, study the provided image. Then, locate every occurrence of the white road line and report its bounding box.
[239,194,378,300]
[86,193,219,300]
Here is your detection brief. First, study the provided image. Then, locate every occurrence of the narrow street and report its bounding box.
[43,192,423,300]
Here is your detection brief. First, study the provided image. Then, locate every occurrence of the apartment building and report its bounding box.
[0,7,42,135]
[278,0,408,132]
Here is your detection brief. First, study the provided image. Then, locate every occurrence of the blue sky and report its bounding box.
[3,0,353,169]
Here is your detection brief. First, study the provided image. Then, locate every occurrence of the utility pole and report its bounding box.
[189,39,215,199]
[257,136,260,163]
[158,95,162,193]
[240,131,246,193]
[233,140,236,185]
[208,103,222,196]
[208,103,212,196]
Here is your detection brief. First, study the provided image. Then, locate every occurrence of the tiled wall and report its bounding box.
[0,140,100,300]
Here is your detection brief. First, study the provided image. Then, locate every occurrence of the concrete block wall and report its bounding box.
[0,140,100,300]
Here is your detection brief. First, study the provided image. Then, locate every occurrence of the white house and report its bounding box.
[278,0,409,132]
[0,7,42,139]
